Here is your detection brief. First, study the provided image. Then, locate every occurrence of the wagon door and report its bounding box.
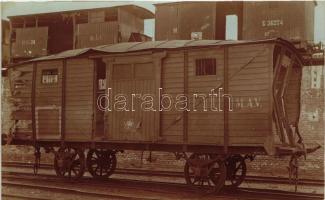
[104,55,161,142]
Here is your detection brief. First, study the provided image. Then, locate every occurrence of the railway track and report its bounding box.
[2,170,324,200]
[2,161,324,186]
[2,178,156,200]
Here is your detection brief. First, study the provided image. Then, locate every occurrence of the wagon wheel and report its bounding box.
[54,147,85,179]
[86,149,117,179]
[184,153,226,193]
[225,154,246,188]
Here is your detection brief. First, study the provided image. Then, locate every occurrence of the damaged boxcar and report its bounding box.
[6,38,320,192]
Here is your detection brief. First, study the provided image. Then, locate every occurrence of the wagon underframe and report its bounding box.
[9,139,267,155]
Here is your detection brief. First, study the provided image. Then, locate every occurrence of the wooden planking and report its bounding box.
[35,60,63,107]
[227,44,272,146]
[186,48,225,143]
[188,135,224,145]
[36,109,60,139]
[161,51,184,140]
[65,58,94,140]
[106,58,158,142]
[229,136,265,145]
[108,79,156,141]
[34,61,62,139]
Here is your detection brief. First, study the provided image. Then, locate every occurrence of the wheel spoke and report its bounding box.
[87,149,116,179]
[95,150,101,159]
[225,155,246,187]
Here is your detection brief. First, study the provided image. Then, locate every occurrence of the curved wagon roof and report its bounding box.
[10,38,303,67]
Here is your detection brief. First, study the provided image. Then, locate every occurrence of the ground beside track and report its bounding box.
[2,164,324,200]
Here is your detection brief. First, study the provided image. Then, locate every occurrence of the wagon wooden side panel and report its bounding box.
[35,60,63,140]
[6,39,309,158]
[187,48,225,144]
[227,43,273,148]
[65,58,94,141]
[160,51,185,143]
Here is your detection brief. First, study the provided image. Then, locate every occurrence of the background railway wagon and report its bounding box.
[8,5,154,63]
[155,1,315,42]
[242,1,315,41]
[9,38,304,155]
[155,1,243,40]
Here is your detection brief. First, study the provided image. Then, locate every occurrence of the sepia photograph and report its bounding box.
[1,0,324,199]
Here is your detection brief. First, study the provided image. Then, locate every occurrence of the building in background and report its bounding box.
[8,5,154,63]
[155,1,316,42]
[2,20,10,68]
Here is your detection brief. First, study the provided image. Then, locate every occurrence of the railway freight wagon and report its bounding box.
[155,1,315,42]
[6,38,319,192]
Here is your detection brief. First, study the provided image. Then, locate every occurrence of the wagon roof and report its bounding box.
[154,1,317,6]
[10,38,302,67]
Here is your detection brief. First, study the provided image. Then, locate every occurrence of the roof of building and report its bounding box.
[10,38,302,66]
[8,5,154,20]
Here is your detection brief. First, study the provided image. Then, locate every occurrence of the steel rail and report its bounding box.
[2,180,158,200]
[2,170,324,200]
[2,161,324,186]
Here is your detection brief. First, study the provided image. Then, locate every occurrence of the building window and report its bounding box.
[195,58,216,76]
[42,69,58,84]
